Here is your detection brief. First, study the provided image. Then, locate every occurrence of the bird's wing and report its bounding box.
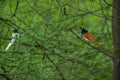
[84,32,95,42]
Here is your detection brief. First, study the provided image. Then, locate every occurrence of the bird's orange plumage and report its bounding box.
[84,32,104,48]
[84,32,95,42]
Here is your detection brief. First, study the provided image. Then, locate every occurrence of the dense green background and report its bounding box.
[0,0,113,80]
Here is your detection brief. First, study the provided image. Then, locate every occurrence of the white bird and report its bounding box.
[5,30,19,51]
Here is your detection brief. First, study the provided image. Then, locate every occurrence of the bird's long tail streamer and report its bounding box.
[5,42,14,51]
[93,40,112,54]
[93,41,104,49]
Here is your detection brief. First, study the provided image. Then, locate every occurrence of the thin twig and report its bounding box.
[12,0,19,16]
[46,54,66,80]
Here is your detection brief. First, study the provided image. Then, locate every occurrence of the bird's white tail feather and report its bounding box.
[5,42,13,51]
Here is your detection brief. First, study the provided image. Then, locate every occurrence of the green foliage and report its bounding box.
[0,0,112,80]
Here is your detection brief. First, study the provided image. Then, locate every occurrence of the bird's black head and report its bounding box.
[80,27,88,35]
[12,29,19,33]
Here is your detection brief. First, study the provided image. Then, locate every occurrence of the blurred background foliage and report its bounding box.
[0,0,113,80]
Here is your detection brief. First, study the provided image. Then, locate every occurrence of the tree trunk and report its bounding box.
[112,0,120,80]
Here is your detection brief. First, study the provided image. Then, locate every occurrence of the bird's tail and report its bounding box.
[5,42,13,51]
[93,40,112,54]
[93,41,104,49]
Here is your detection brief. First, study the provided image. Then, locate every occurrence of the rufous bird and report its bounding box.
[80,27,104,48]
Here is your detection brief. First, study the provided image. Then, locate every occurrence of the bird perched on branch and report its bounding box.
[5,29,19,51]
[80,27,104,48]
